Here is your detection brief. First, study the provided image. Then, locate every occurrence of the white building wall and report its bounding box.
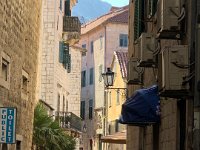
[40,0,81,118]
[80,22,128,150]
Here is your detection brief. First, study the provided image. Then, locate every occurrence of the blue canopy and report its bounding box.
[119,85,160,126]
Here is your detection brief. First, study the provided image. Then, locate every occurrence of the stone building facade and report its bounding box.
[0,0,42,149]
[79,6,128,150]
[127,0,200,150]
[38,0,82,149]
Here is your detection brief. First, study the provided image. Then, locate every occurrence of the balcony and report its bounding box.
[56,111,82,132]
[63,16,81,45]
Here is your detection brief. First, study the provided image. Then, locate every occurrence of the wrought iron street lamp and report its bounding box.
[102,68,114,87]
[102,68,127,95]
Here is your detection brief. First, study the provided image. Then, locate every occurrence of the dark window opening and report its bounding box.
[2,59,8,81]
[178,100,186,150]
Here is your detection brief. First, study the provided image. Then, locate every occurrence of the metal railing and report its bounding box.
[55,111,82,132]
[63,16,81,33]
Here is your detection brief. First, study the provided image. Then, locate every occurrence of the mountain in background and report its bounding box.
[72,0,112,24]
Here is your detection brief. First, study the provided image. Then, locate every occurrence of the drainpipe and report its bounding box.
[103,25,107,150]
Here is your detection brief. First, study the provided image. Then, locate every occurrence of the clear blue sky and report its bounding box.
[101,0,129,7]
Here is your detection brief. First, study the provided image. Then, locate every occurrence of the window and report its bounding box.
[82,44,87,56]
[89,99,93,119]
[2,144,7,150]
[147,0,158,18]
[66,100,68,112]
[119,34,128,47]
[64,0,71,16]
[57,94,60,113]
[63,96,65,112]
[116,90,120,105]
[134,0,145,41]
[0,52,10,89]
[22,76,28,93]
[100,36,103,49]
[115,119,119,132]
[89,68,94,85]
[90,41,94,53]
[80,101,85,120]
[59,42,71,72]
[16,141,21,150]
[2,59,8,81]
[60,0,62,11]
[81,70,86,87]
[109,91,112,107]
[99,65,103,82]
[21,69,29,100]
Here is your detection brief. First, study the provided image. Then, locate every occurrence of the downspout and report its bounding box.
[103,25,107,150]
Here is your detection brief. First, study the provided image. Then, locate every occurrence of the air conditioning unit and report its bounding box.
[127,58,143,85]
[159,45,189,97]
[157,0,181,39]
[137,33,157,67]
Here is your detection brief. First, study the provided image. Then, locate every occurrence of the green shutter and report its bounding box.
[63,43,71,72]
[134,0,145,41]
[59,42,64,63]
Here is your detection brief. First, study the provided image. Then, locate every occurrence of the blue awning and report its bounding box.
[119,85,160,126]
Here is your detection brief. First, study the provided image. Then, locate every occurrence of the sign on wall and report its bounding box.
[0,107,17,144]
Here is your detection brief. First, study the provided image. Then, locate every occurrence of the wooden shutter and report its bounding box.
[63,43,71,72]
[66,54,71,73]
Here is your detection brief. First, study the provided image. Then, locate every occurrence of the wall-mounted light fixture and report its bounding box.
[102,68,127,96]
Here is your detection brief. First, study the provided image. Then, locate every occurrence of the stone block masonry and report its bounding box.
[0,0,42,149]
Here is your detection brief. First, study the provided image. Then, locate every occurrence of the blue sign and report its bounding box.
[0,107,16,144]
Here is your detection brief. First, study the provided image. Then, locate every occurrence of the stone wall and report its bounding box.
[127,0,193,150]
[0,0,41,149]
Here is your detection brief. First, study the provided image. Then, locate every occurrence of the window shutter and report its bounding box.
[90,68,93,85]
[99,65,102,82]
[63,43,71,72]
[134,0,145,41]
[90,41,94,53]
[115,119,119,132]
[66,54,71,73]
[59,42,64,63]
[89,100,93,119]
[65,0,71,16]
[81,101,85,120]
[81,71,86,87]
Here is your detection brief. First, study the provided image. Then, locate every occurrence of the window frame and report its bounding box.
[89,99,93,119]
[119,34,128,47]
[81,101,85,120]
[81,70,86,87]
[89,68,94,85]
[0,52,10,89]
[82,44,87,56]
[90,41,94,53]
